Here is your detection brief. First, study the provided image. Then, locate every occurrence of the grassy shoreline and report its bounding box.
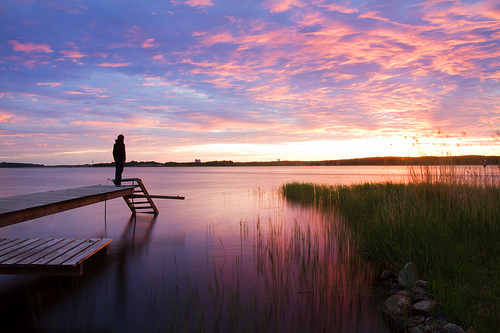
[282,172,500,332]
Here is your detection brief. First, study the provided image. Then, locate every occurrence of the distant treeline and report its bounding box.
[2,155,498,168]
[84,155,500,167]
[0,162,44,168]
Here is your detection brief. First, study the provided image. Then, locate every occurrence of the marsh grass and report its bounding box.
[151,191,385,332]
[282,165,500,331]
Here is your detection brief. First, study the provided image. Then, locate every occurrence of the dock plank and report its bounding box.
[0,238,113,276]
[0,238,50,263]
[48,238,102,266]
[0,238,41,260]
[62,238,113,266]
[2,238,64,265]
[15,238,76,265]
[0,238,22,251]
[30,238,83,266]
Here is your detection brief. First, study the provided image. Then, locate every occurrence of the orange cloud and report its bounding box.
[9,40,53,53]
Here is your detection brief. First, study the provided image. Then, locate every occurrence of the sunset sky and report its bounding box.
[1,0,500,165]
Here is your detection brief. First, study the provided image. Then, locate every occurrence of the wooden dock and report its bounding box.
[0,180,184,276]
[0,237,113,276]
[0,185,135,228]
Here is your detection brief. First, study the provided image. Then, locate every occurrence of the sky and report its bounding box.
[1,0,500,165]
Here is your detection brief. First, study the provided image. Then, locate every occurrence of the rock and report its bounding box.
[423,324,433,332]
[417,280,428,288]
[412,291,428,303]
[383,294,412,320]
[398,290,412,298]
[380,269,393,280]
[425,315,447,329]
[408,315,425,327]
[413,300,438,315]
[440,323,465,333]
[409,327,425,333]
[398,262,419,289]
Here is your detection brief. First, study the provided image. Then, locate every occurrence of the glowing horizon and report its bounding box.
[1,0,500,165]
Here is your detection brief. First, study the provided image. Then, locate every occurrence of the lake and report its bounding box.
[0,166,408,332]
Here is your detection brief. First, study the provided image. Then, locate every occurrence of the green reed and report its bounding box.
[150,189,381,332]
[282,166,500,332]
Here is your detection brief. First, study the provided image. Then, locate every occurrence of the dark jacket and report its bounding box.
[113,138,126,162]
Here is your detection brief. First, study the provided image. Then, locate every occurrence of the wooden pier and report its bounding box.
[0,178,184,275]
[0,185,135,228]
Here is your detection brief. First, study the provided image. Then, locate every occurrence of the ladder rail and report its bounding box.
[120,178,158,215]
[112,177,184,215]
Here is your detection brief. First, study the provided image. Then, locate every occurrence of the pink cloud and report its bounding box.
[142,38,155,48]
[0,113,14,123]
[60,49,87,59]
[63,86,111,96]
[9,40,53,53]
[172,0,214,7]
[98,62,132,67]
[37,82,63,87]
[65,91,86,95]
[263,0,303,13]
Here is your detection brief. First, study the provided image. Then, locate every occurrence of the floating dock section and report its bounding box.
[0,237,113,276]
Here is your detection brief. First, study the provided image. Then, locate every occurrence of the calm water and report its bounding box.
[0,166,407,332]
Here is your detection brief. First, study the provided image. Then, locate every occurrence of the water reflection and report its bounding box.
[0,167,392,332]
[194,192,388,332]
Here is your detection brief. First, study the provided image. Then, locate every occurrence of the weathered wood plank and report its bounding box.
[0,185,135,227]
[0,238,41,260]
[0,238,22,251]
[16,238,75,265]
[0,238,49,263]
[2,238,64,265]
[49,238,102,266]
[29,238,82,266]
[62,238,113,266]
[0,237,113,276]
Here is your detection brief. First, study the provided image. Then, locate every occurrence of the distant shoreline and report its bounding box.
[1,155,498,168]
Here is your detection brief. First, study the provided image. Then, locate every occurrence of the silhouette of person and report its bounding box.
[113,134,126,186]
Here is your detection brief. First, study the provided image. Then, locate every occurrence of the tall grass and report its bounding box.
[151,193,386,332]
[282,166,500,332]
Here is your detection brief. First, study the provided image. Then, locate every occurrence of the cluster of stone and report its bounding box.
[379,262,474,333]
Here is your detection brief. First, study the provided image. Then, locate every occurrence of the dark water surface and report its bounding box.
[0,166,406,332]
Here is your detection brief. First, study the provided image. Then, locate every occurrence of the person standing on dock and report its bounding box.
[113,134,126,186]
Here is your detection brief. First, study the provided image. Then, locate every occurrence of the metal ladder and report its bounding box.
[120,178,159,215]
